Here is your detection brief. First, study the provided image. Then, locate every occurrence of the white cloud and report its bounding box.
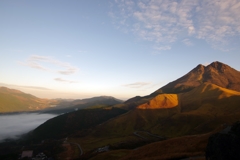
[182,38,193,46]
[154,46,171,51]
[20,55,79,75]
[123,82,151,88]
[54,78,78,84]
[111,0,240,51]
[0,83,51,90]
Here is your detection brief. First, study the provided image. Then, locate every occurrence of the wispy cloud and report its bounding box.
[111,0,240,51]
[154,46,171,51]
[54,78,78,84]
[123,82,151,88]
[182,39,193,46]
[20,55,79,75]
[0,83,51,90]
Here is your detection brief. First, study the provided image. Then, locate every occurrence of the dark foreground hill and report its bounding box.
[27,107,127,141]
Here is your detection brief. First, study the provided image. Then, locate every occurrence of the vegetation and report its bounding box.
[0,87,57,113]
[28,107,127,141]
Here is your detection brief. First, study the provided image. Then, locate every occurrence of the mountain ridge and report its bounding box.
[0,86,58,113]
[151,61,240,95]
[121,61,240,110]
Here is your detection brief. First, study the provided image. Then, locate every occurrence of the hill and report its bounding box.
[27,82,240,158]
[0,87,58,113]
[42,96,123,114]
[27,107,127,141]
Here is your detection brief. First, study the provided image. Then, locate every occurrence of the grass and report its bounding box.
[0,87,55,112]
[89,149,130,160]
[137,94,178,109]
[120,128,223,160]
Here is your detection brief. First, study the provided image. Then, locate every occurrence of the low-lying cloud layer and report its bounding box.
[0,113,56,141]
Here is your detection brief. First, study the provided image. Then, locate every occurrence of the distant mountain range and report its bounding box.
[42,96,123,114]
[0,86,123,113]
[0,87,58,113]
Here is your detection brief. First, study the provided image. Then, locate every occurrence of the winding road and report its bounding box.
[64,137,83,156]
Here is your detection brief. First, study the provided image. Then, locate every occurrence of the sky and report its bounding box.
[0,0,240,100]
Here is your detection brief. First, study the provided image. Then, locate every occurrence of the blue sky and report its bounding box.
[1,0,240,100]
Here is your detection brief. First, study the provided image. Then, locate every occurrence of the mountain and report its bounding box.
[27,82,240,157]
[121,61,240,110]
[151,61,240,96]
[0,86,123,113]
[42,96,123,114]
[0,87,58,113]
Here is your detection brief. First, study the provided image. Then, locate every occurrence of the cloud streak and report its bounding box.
[54,78,78,83]
[123,82,151,88]
[20,55,79,75]
[112,0,240,51]
[0,83,51,90]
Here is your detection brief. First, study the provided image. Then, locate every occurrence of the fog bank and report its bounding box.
[0,113,57,141]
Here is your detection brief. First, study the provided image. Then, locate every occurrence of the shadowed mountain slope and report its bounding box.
[27,107,127,141]
[30,83,240,143]
[77,83,240,147]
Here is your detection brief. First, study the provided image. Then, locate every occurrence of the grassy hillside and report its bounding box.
[137,94,178,109]
[119,128,222,160]
[64,83,240,154]
[0,87,57,113]
[28,107,127,141]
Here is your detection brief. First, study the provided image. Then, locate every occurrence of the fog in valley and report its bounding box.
[0,113,57,141]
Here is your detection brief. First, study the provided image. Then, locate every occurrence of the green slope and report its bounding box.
[0,87,56,113]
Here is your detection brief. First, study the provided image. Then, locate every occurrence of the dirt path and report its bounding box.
[65,137,83,156]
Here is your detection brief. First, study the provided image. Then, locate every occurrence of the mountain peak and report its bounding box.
[151,61,240,95]
[208,61,229,72]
